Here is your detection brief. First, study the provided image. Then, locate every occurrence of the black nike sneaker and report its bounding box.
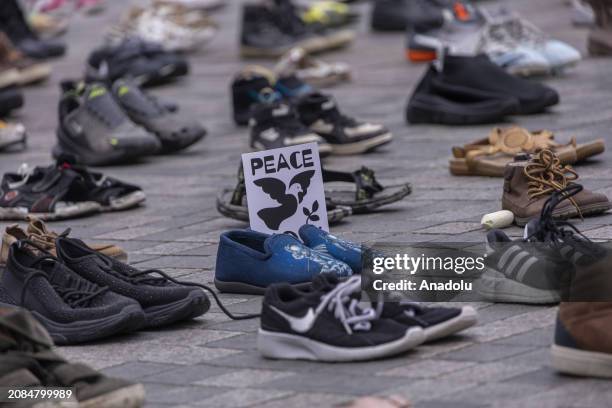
[258,276,425,361]
[86,38,189,87]
[0,163,100,221]
[296,92,393,155]
[111,79,206,153]
[55,237,210,328]
[249,100,332,154]
[0,0,66,59]
[307,274,477,342]
[0,87,23,117]
[240,1,354,58]
[231,66,277,126]
[0,241,145,345]
[54,81,161,166]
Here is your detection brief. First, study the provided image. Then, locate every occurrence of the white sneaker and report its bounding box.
[109,4,217,53]
[273,47,351,88]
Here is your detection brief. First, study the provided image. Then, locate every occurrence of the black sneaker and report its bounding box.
[296,92,393,155]
[56,156,146,212]
[111,79,206,153]
[86,38,189,87]
[0,241,145,345]
[240,1,353,58]
[0,0,65,59]
[0,307,146,406]
[371,0,444,32]
[274,74,314,101]
[307,274,477,342]
[258,276,425,361]
[231,66,277,126]
[406,64,521,125]
[249,100,332,154]
[54,81,161,166]
[0,163,100,221]
[0,87,24,117]
[55,237,210,328]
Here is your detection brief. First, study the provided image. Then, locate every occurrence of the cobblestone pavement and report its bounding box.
[2,0,612,407]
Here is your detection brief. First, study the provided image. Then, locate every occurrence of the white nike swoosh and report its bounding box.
[269,305,317,333]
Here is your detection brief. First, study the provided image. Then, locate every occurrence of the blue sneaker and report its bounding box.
[298,224,363,274]
[215,229,353,295]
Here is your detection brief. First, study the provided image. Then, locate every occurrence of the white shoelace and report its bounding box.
[316,276,377,335]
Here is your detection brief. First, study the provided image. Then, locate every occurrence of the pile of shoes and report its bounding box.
[240,0,355,58]
[0,306,146,406]
[407,8,581,76]
[0,158,146,220]
[108,2,219,53]
[216,164,411,223]
[232,66,392,155]
[405,53,559,125]
[54,79,206,165]
[0,219,211,344]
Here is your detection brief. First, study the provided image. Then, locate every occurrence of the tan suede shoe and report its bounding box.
[501,150,611,225]
[0,218,127,265]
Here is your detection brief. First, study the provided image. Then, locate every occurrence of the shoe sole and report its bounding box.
[143,290,210,328]
[0,202,101,221]
[79,384,145,408]
[326,183,411,214]
[0,303,146,345]
[474,269,560,304]
[551,344,612,378]
[406,99,517,126]
[257,326,424,362]
[16,64,52,86]
[513,202,612,226]
[101,191,147,212]
[423,305,477,342]
[329,132,393,155]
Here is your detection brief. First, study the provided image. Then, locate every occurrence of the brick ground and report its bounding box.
[1,0,612,407]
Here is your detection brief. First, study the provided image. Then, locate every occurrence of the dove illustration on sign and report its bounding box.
[254,170,315,230]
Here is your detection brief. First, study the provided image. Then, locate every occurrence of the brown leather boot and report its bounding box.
[501,150,611,226]
[587,0,612,55]
[552,302,612,377]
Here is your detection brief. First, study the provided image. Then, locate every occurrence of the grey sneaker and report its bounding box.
[111,79,206,153]
[53,81,161,166]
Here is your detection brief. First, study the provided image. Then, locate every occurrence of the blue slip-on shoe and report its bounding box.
[298,224,363,274]
[214,229,353,295]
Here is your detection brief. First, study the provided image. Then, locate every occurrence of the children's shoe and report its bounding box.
[214,229,353,295]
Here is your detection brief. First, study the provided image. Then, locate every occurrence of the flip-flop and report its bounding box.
[450,127,605,177]
[323,167,411,213]
[216,166,351,225]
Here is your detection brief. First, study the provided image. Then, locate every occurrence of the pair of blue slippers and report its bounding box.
[214,225,362,295]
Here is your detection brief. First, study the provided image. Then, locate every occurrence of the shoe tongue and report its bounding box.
[112,80,162,116]
[83,83,126,128]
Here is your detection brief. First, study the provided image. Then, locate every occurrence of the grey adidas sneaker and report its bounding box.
[53,81,161,166]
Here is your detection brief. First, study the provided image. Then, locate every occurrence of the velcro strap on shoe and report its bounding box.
[323,167,384,202]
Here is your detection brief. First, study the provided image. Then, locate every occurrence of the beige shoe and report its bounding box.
[0,33,51,86]
[29,13,69,38]
[274,47,351,87]
[586,0,612,55]
[0,218,128,265]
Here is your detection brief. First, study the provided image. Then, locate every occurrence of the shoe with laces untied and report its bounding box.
[55,237,211,328]
[0,306,146,407]
[0,239,145,344]
[501,150,611,226]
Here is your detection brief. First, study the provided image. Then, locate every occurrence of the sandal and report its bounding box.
[450,127,605,177]
[216,166,352,225]
[323,167,411,213]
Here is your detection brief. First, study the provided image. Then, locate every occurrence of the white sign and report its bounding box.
[241,142,329,235]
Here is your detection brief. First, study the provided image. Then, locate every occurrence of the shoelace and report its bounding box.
[91,254,260,320]
[523,150,581,217]
[17,240,109,308]
[315,276,376,334]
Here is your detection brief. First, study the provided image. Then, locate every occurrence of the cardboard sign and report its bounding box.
[241,142,329,235]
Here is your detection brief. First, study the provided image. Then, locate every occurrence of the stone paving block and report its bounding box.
[133,242,206,255]
[205,333,258,350]
[378,359,476,379]
[142,383,227,405]
[194,368,295,388]
[251,392,352,408]
[101,362,181,381]
[191,388,294,408]
[435,343,537,363]
[491,327,554,347]
[415,401,487,408]
[414,222,482,235]
[140,364,234,385]
[467,308,557,343]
